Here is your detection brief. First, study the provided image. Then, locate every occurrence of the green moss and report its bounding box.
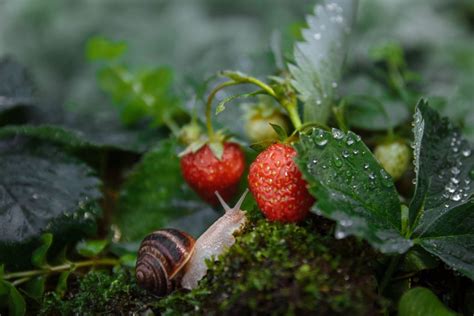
[157,217,386,315]
[40,268,154,315]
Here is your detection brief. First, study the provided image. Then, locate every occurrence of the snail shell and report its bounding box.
[135,228,195,296]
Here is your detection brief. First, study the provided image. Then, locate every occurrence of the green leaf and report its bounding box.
[209,141,224,160]
[398,287,456,316]
[0,280,26,316]
[55,270,73,298]
[23,276,46,302]
[85,36,127,61]
[0,58,35,113]
[289,0,358,124]
[370,41,406,69]
[0,140,102,266]
[115,138,211,241]
[31,233,53,268]
[215,91,263,115]
[409,100,474,279]
[76,239,109,258]
[269,123,287,141]
[345,95,409,131]
[97,65,182,126]
[0,124,164,153]
[294,128,412,253]
[119,254,137,268]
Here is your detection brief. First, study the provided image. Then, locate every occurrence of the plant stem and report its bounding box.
[3,258,119,281]
[378,255,402,295]
[285,102,302,130]
[163,116,180,137]
[206,81,241,138]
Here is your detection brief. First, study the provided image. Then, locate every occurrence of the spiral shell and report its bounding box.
[135,228,195,296]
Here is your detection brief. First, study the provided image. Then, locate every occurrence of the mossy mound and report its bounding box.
[40,269,154,315]
[38,216,385,315]
[157,216,385,315]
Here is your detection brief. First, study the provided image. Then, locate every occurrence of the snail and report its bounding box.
[135,189,248,296]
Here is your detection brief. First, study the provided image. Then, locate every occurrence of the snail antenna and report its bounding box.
[215,191,231,212]
[233,189,249,212]
[215,189,249,212]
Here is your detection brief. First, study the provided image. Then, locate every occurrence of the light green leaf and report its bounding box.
[85,36,127,61]
[295,128,411,253]
[31,233,53,268]
[76,239,109,258]
[215,91,263,115]
[398,287,456,316]
[119,254,137,268]
[409,100,474,279]
[289,0,358,124]
[55,270,73,298]
[97,65,181,126]
[269,123,287,141]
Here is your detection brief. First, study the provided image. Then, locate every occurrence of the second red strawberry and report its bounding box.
[180,142,245,206]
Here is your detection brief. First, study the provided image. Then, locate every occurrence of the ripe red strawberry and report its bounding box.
[180,142,245,206]
[248,143,314,222]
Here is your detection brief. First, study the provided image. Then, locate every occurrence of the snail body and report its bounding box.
[136,190,248,296]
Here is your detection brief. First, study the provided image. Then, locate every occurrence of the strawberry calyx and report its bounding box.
[178,130,231,160]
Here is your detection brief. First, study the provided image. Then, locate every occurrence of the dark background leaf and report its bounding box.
[0,138,102,267]
[409,101,474,279]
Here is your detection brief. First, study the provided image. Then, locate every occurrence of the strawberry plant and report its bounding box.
[1,0,473,315]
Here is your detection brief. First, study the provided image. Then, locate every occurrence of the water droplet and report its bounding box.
[451,193,462,202]
[445,182,457,193]
[346,138,354,146]
[332,128,344,140]
[368,172,376,180]
[333,156,342,168]
[412,178,417,185]
[316,99,322,105]
[342,150,350,158]
[380,169,393,187]
[314,33,321,40]
[363,163,369,170]
[335,230,347,239]
[340,219,353,227]
[317,139,328,147]
[462,149,471,157]
[450,177,460,185]
[451,167,460,175]
[332,82,338,88]
[32,193,39,200]
[352,149,359,155]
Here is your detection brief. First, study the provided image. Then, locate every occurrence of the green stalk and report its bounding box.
[3,258,119,281]
[378,255,402,295]
[206,81,241,139]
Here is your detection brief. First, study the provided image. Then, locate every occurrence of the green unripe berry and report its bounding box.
[374,140,411,180]
[179,123,202,145]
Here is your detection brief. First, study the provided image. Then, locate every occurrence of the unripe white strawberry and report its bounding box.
[374,140,411,180]
[244,99,289,143]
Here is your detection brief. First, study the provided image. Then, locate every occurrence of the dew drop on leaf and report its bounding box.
[333,155,342,168]
[331,128,344,140]
[461,149,471,157]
